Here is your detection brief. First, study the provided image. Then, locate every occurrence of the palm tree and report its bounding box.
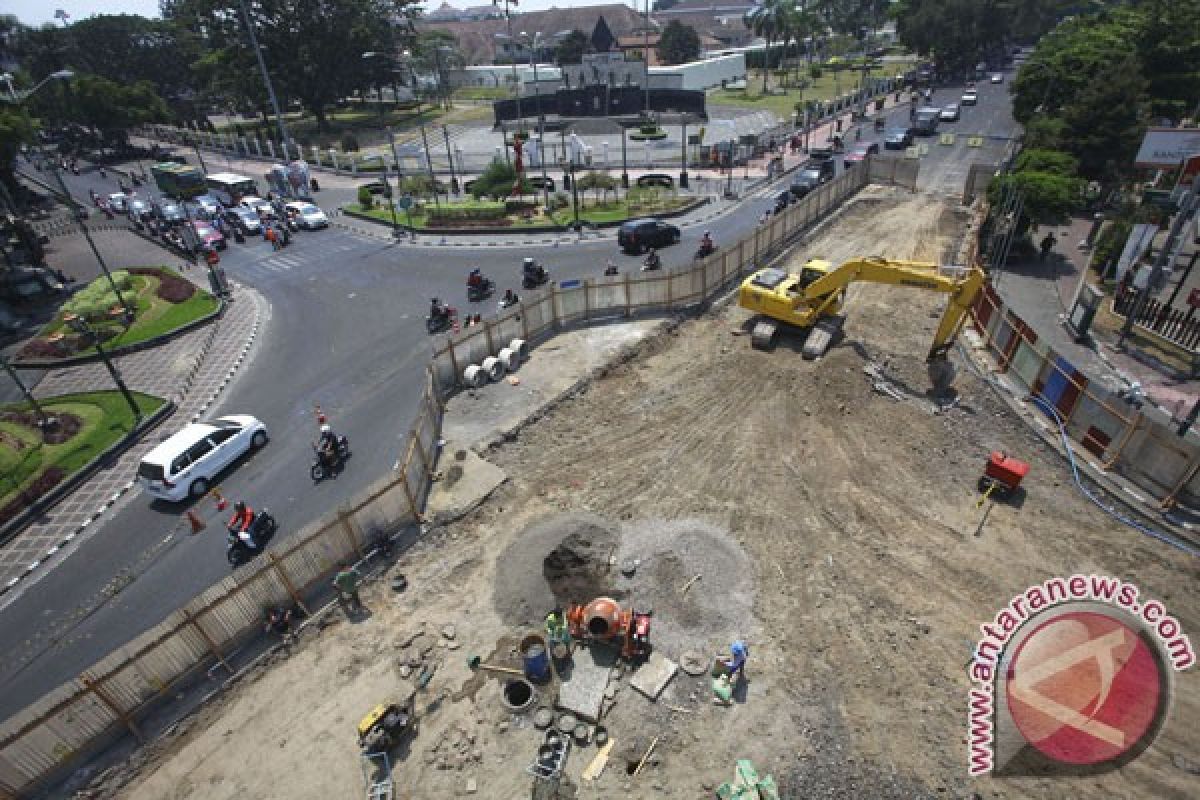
[744,0,788,94]
[783,3,819,88]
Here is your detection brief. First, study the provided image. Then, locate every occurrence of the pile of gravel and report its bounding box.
[491,514,755,661]
[491,513,621,628]
[614,518,755,661]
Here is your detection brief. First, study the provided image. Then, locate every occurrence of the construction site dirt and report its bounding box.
[87,188,1197,800]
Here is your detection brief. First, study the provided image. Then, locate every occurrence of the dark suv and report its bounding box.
[617,218,680,254]
[790,160,836,198]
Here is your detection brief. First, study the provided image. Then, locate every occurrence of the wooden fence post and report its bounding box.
[1104,413,1142,470]
[521,305,530,340]
[409,428,433,481]
[81,673,143,743]
[181,610,232,675]
[338,511,363,559]
[483,319,495,354]
[624,272,631,318]
[267,552,309,616]
[1163,452,1200,510]
[584,279,591,320]
[446,340,460,386]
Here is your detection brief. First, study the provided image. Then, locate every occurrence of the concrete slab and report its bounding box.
[555,645,616,723]
[629,652,678,700]
[424,442,506,525]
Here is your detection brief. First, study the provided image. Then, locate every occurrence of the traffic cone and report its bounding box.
[315,404,327,426]
[186,509,205,534]
[211,488,228,512]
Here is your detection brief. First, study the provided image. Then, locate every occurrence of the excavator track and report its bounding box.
[801,316,844,360]
[751,318,779,350]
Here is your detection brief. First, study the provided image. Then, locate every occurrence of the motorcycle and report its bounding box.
[641,254,662,272]
[310,435,351,482]
[226,509,278,567]
[467,277,495,303]
[695,244,717,260]
[426,305,457,334]
[522,263,549,289]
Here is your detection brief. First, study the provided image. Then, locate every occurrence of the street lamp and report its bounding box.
[558,157,580,228]
[62,313,142,420]
[494,0,523,137]
[237,0,292,154]
[516,31,550,210]
[0,69,74,103]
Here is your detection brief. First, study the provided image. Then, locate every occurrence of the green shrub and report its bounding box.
[551,191,570,210]
[64,272,134,322]
[341,133,360,152]
[809,64,823,80]
[428,203,506,222]
[357,186,374,209]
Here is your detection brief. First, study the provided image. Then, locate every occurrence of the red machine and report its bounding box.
[565,597,652,661]
[979,451,1030,498]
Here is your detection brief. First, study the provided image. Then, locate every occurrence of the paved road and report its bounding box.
[0,78,1018,717]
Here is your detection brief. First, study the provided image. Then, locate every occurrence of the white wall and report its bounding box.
[650,53,746,91]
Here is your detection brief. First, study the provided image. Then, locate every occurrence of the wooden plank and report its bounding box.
[80,673,143,743]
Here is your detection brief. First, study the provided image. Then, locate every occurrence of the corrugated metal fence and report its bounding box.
[0,158,886,798]
[970,287,1200,509]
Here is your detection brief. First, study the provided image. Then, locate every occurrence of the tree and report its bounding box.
[0,106,36,209]
[162,0,421,133]
[555,29,590,66]
[1060,54,1147,183]
[745,0,789,92]
[576,170,617,205]
[470,160,523,200]
[66,74,170,148]
[657,21,701,66]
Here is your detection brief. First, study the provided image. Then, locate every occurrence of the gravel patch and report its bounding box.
[614,517,755,661]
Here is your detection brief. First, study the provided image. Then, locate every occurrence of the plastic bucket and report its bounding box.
[521,634,551,683]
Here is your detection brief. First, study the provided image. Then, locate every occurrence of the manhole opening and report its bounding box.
[503,679,533,708]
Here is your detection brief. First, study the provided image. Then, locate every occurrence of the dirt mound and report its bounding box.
[491,513,621,627]
[543,528,623,607]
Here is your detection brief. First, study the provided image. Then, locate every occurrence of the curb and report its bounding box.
[0,399,176,550]
[338,196,711,237]
[0,288,265,600]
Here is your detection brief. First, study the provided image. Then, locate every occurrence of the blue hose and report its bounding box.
[1029,393,1199,558]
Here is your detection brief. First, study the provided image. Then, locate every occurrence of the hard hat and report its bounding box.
[523,257,535,265]
[321,424,332,434]
[731,640,747,657]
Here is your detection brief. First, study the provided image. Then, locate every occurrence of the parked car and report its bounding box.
[636,173,674,189]
[223,207,262,234]
[191,194,223,216]
[137,415,268,502]
[360,180,389,196]
[617,217,680,254]
[939,104,961,122]
[191,220,226,250]
[284,201,330,230]
[990,73,1004,84]
[127,198,153,221]
[528,175,556,192]
[155,201,186,225]
[107,192,129,213]
[790,160,836,198]
[884,128,914,150]
[961,88,978,106]
[843,142,880,165]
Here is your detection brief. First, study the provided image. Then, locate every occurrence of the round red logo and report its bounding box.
[1005,611,1165,765]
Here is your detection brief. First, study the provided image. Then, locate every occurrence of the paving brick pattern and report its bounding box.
[0,261,264,594]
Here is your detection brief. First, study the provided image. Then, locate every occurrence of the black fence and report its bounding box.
[1114,287,1200,351]
[493,87,707,125]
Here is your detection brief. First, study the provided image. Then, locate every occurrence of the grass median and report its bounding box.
[0,391,166,526]
[710,58,918,118]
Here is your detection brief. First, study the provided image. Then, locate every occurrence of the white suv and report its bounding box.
[138,415,268,502]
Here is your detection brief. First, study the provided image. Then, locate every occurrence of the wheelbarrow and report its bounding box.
[978,451,1030,500]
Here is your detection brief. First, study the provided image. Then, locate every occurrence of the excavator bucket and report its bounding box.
[927,358,957,393]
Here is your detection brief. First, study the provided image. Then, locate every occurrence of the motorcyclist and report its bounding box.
[316,424,340,469]
[699,231,715,255]
[467,268,485,290]
[228,501,258,550]
[501,288,520,308]
[604,260,619,276]
[430,297,449,321]
[642,248,661,271]
[522,257,543,282]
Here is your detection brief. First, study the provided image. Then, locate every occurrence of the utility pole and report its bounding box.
[237,0,291,152]
[1119,175,1200,347]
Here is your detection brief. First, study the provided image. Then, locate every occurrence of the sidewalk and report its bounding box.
[993,214,1199,420]
[0,242,265,596]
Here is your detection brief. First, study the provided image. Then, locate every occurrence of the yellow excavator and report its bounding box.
[737,256,986,390]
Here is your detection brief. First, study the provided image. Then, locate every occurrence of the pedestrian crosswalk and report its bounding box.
[227,232,370,282]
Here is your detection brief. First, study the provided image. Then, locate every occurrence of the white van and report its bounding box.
[137,415,268,502]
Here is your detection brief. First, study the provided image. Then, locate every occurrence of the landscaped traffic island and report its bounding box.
[0,391,166,527]
[16,267,219,361]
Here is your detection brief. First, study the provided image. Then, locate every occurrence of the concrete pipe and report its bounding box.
[481,355,506,382]
[463,364,487,388]
[509,338,529,360]
[501,678,537,714]
[497,347,520,371]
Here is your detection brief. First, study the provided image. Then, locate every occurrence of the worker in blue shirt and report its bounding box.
[726,640,748,680]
